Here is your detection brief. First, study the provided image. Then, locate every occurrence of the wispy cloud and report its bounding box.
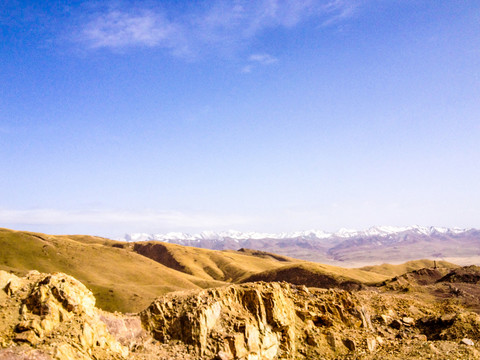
[242,53,278,73]
[75,0,360,57]
[249,53,278,64]
[321,0,359,26]
[82,10,177,49]
[0,208,252,233]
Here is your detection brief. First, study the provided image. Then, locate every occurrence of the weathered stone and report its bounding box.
[14,330,40,345]
[428,342,440,354]
[0,271,129,359]
[217,350,233,360]
[414,334,427,341]
[359,306,373,330]
[141,282,374,359]
[342,338,356,352]
[3,267,480,360]
[461,338,474,346]
[441,313,456,323]
[379,314,391,325]
[3,277,23,296]
[325,331,337,352]
[390,319,403,329]
[366,337,376,353]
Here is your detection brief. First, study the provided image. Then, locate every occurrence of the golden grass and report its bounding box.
[358,259,459,277]
[132,241,297,282]
[0,228,461,314]
[240,261,388,285]
[0,228,224,313]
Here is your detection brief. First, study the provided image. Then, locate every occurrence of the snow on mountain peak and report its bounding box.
[118,226,470,243]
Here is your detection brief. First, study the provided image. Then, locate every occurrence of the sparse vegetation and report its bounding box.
[0,227,468,314]
[0,228,224,312]
[1,228,480,359]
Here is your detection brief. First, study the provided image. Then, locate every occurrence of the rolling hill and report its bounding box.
[0,228,224,312]
[0,227,470,315]
[130,241,297,282]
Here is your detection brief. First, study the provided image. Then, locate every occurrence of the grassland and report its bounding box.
[359,259,458,277]
[0,228,224,312]
[131,241,297,282]
[0,228,458,314]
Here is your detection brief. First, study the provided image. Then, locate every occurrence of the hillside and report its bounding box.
[0,228,224,313]
[359,259,459,277]
[129,242,452,288]
[0,228,309,312]
[0,227,474,316]
[130,241,299,282]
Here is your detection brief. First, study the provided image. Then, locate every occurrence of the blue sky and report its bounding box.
[1,0,479,237]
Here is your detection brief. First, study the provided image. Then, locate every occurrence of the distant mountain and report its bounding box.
[118,226,480,266]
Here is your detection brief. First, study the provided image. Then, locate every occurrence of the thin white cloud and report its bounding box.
[321,0,359,26]
[76,0,360,56]
[81,9,179,49]
[249,53,278,64]
[0,208,252,231]
[242,53,278,73]
[241,64,253,73]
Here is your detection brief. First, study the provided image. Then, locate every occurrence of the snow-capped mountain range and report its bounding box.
[116,226,480,266]
[119,225,470,243]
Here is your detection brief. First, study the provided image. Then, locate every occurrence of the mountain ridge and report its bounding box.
[119,225,472,242]
[118,226,480,266]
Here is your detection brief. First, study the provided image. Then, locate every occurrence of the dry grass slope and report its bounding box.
[0,228,225,313]
[240,261,389,289]
[131,241,298,282]
[0,228,465,316]
[359,259,459,277]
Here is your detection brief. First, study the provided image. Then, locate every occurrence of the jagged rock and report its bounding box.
[461,338,474,346]
[2,269,480,360]
[441,313,456,323]
[325,330,337,351]
[366,337,376,352]
[390,319,403,329]
[0,271,128,359]
[414,334,427,341]
[1,273,24,297]
[141,282,295,359]
[141,282,373,359]
[342,338,356,351]
[379,314,392,325]
[359,306,373,330]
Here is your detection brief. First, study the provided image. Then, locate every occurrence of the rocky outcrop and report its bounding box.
[439,265,480,284]
[382,268,448,290]
[0,270,128,359]
[141,282,377,359]
[2,270,480,359]
[141,281,480,359]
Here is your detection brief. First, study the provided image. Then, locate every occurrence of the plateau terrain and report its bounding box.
[1,228,479,359]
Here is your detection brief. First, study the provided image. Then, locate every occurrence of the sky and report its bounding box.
[1,0,479,237]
